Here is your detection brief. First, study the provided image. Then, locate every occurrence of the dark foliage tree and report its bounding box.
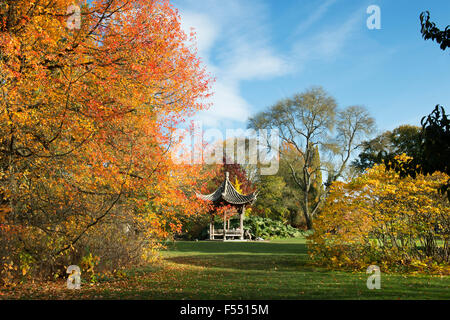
[407,11,450,198]
[383,13,450,199]
[385,106,450,200]
[352,125,422,172]
[420,11,449,51]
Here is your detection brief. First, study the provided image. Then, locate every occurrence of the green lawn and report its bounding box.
[2,237,449,299]
[153,238,449,299]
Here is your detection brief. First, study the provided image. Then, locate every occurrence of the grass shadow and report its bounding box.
[165,241,309,255]
[165,253,315,272]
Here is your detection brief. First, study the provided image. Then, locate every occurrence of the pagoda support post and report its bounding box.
[240,205,245,240]
[210,215,214,240]
[223,211,226,241]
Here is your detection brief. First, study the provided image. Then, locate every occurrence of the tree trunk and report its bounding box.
[304,212,313,230]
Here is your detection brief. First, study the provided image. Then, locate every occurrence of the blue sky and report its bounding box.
[174,0,450,135]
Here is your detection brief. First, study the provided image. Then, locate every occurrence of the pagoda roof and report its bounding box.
[196,172,258,205]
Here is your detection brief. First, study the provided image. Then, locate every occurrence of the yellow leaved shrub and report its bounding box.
[308,155,450,274]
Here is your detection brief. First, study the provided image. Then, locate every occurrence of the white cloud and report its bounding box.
[226,48,288,81]
[176,0,364,127]
[294,0,337,35]
[179,12,218,60]
[177,0,288,127]
[195,80,251,127]
[291,9,363,65]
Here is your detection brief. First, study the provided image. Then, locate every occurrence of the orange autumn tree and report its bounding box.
[0,0,212,281]
[308,155,450,274]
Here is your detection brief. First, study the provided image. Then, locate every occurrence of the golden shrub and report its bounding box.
[308,155,450,274]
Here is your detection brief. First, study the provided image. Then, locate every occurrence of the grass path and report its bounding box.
[1,238,449,299]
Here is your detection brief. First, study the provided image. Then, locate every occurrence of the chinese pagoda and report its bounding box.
[196,172,258,241]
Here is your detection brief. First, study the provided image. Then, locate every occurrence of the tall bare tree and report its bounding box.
[248,87,375,229]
